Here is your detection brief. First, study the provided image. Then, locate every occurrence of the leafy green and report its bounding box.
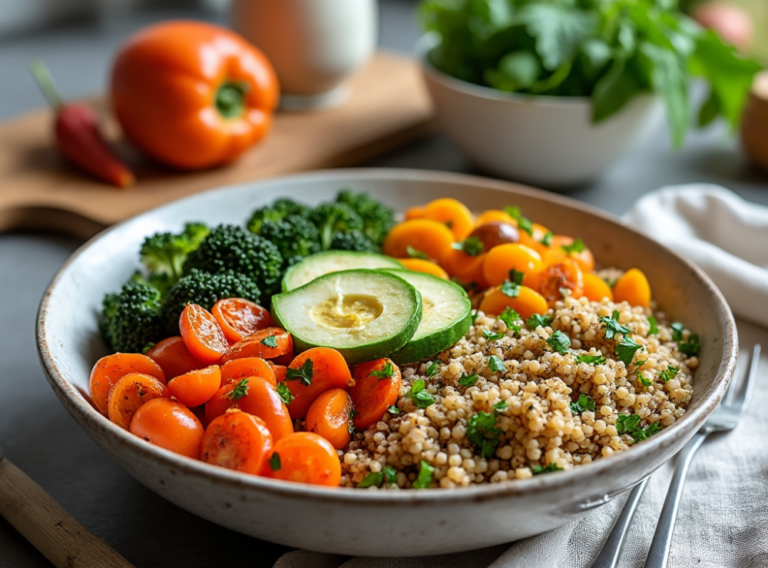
[408,379,436,408]
[452,236,485,256]
[561,238,585,255]
[359,467,397,489]
[501,269,524,298]
[679,333,700,356]
[575,353,606,365]
[638,372,653,387]
[458,372,479,387]
[527,313,554,329]
[388,405,400,415]
[286,359,314,386]
[407,245,429,260]
[426,360,441,377]
[413,460,435,489]
[261,335,278,348]
[488,355,506,373]
[499,307,522,335]
[617,413,662,442]
[532,463,563,475]
[600,310,631,340]
[647,316,659,335]
[484,329,505,341]
[616,336,645,366]
[269,453,281,471]
[504,206,532,235]
[570,393,597,414]
[547,330,571,354]
[467,411,502,459]
[671,321,685,341]
[370,362,396,380]
[228,379,250,400]
[660,365,680,382]
[276,382,294,405]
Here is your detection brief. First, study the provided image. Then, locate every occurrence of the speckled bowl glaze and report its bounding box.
[37,169,737,557]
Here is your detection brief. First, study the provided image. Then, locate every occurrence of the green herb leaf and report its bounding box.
[260,335,278,348]
[508,269,524,285]
[499,307,522,335]
[452,236,484,256]
[228,379,249,400]
[616,413,642,435]
[348,408,358,433]
[488,355,506,373]
[483,329,505,341]
[493,400,509,412]
[616,336,645,366]
[539,231,554,247]
[269,452,281,471]
[547,330,571,354]
[527,314,554,329]
[426,360,441,377]
[504,206,532,236]
[276,382,294,405]
[660,365,680,382]
[413,460,434,489]
[600,310,631,340]
[647,316,659,335]
[370,361,396,380]
[470,311,479,325]
[501,279,521,298]
[407,245,429,260]
[467,411,501,459]
[408,379,435,409]
[532,463,563,475]
[458,372,479,387]
[359,472,384,488]
[638,372,652,387]
[383,465,397,485]
[570,393,597,414]
[286,359,314,386]
[671,321,685,341]
[561,238,585,254]
[387,405,400,415]
[679,333,700,356]
[575,353,606,365]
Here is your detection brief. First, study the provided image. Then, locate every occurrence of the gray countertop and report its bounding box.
[1,2,766,567]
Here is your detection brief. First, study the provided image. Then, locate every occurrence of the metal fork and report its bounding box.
[592,344,761,568]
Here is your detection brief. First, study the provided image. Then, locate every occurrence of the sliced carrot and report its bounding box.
[281,347,353,420]
[179,304,228,365]
[89,353,166,416]
[146,336,205,381]
[349,358,401,430]
[129,398,203,459]
[220,357,276,386]
[443,249,487,288]
[167,365,222,408]
[222,328,293,362]
[422,198,475,241]
[395,258,449,279]
[382,219,455,264]
[478,285,548,319]
[107,373,169,430]
[305,388,353,450]
[483,243,543,288]
[212,298,275,344]
[474,209,516,227]
[532,259,584,302]
[267,432,341,487]
[544,235,596,273]
[582,272,614,302]
[613,268,651,308]
[271,364,287,384]
[518,222,552,255]
[200,410,274,476]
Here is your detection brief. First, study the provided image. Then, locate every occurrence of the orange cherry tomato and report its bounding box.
[271,364,287,384]
[478,285,549,319]
[518,222,552,255]
[422,198,475,241]
[404,206,425,220]
[533,259,584,302]
[107,373,170,430]
[544,236,596,273]
[582,272,614,302]
[267,432,341,487]
[613,268,651,308]
[382,219,455,265]
[111,21,279,170]
[129,398,204,459]
[282,347,353,420]
[167,365,222,408]
[474,210,516,227]
[220,357,276,386]
[442,249,487,288]
[146,336,205,380]
[222,328,293,362]
[483,243,543,288]
[211,298,274,344]
[349,358,402,430]
[305,389,353,450]
[89,353,166,416]
[200,410,273,476]
[395,258,449,280]
[179,304,228,365]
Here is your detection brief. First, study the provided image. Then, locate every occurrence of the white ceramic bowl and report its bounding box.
[419,49,664,188]
[37,169,736,556]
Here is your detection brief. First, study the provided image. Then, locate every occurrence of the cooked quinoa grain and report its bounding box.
[340,296,697,489]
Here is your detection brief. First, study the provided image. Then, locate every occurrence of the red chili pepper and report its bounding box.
[30,60,135,188]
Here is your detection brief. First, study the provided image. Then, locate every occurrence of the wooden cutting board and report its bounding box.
[0,53,433,239]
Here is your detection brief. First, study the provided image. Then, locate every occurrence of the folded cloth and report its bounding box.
[275,185,768,568]
[623,184,768,328]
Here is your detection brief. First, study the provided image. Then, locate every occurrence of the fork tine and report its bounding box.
[728,344,761,415]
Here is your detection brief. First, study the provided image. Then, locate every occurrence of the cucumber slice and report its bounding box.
[383,269,472,365]
[272,269,422,365]
[282,251,403,292]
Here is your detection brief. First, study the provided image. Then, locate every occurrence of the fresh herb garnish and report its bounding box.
[228,379,249,400]
[470,310,479,325]
[452,236,484,256]
[504,206,533,236]
[387,405,400,415]
[547,330,571,354]
[600,310,631,340]
[500,269,524,298]
[488,355,506,373]
[618,414,662,442]
[671,322,685,341]
[408,379,435,409]
[561,238,585,255]
[616,336,645,366]
[412,460,434,489]
[499,307,522,335]
[679,334,700,356]
[286,359,314,386]
[260,335,278,348]
[647,316,659,335]
[348,408,358,433]
[638,372,652,387]
[426,360,441,377]
[458,372,479,387]
[540,231,553,247]
[527,314,554,329]
[493,400,509,412]
[276,382,294,405]
[483,329,505,341]
[570,393,597,414]
[467,411,502,458]
[532,463,563,475]
[370,362,396,380]
[660,365,680,383]
[358,471,384,488]
[269,452,281,471]
[575,353,606,365]
[407,245,429,260]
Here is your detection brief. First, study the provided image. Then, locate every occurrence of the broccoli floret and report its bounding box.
[140,222,210,283]
[329,230,379,252]
[183,224,283,293]
[162,269,261,335]
[335,189,395,246]
[310,202,364,250]
[258,215,322,267]
[99,273,164,353]
[246,198,312,234]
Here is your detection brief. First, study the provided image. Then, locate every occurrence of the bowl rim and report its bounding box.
[37,167,737,505]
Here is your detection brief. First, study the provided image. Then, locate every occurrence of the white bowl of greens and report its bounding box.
[417,0,761,188]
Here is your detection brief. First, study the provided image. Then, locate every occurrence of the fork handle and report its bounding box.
[644,431,709,568]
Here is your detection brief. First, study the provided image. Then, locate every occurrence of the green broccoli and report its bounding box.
[139,222,209,283]
[310,202,364,250]
[183,224,283,294]
[162,269,261,334]
[335,189,395,246]
[330,230,379,252]
[246,198,313,234]
[100,273,164,353]
[258,215,322,267]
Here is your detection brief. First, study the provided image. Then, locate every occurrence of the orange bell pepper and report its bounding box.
[110,21,279,170]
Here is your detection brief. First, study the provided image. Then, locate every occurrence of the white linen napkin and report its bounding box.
[274,185,768,568]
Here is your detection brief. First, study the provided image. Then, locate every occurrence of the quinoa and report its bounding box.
[339,295,698,489]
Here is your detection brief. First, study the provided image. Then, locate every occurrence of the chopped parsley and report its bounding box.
[638,372,653,387]
[634,422,662,442]
[561,238,585,255]
[458,372,479,387]
[426,360,441,377]
[660,365,680,383]
[408,379,435,409]
[679,333,700,356]
[532,463,563,475]
[467,411,502,458]
[387,405,400,415]
[671,321,685,341]
[617,414,662,443]
[470,310,479,325]
[359,466,397,489]
[260,335,278,348]
[600,310,631,340]
[493,400,508,412]
[348,408,358,433]
[452,236,484,256]
[483,330,505,341]
[539,230,553,247]
[269,452,281,471]
[647,316,659,335]
[570,393,597,414]
[634,359,648,367]
[504,206,533,235]
[488,355,506,373]
[526,313,554,329]
[412,460,434,489]
[547,330,571,354]
[286,358,314,386]
[227,379,249,400]
[500,270,523,298]
[615,336,645,366]
[498,307,522,335]
[575,353,606,365]
[276,382,294,405]
[370,361,396,380]
[406,245,429,260]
